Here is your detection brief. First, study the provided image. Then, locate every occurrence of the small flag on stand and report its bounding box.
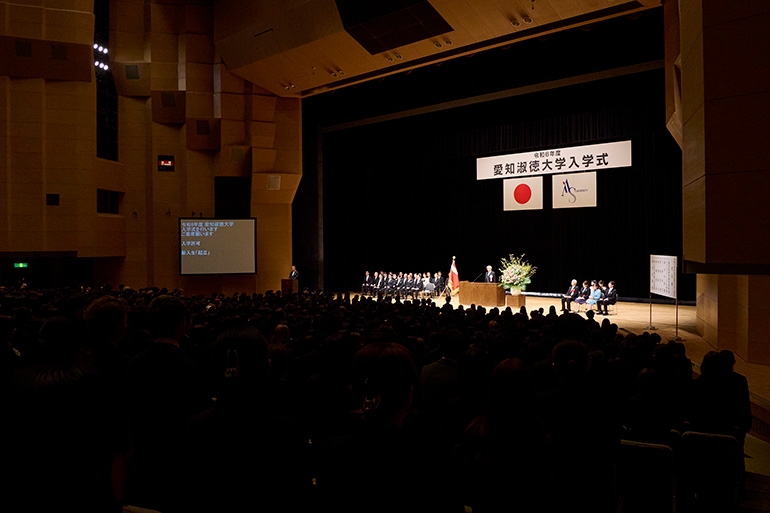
[449,256,460,296]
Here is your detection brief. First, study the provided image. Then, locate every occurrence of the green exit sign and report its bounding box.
[13,262,28,268]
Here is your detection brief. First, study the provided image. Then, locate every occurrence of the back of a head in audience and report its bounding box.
[552,339,590,383]
[84,294,129,347]
[213,323,270,403]
[353,341,418,427]
[147,294,187,340]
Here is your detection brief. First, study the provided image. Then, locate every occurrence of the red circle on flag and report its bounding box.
[514,184,532,204]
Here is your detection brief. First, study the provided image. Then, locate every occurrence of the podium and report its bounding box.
[505,293,527,309]
[458,281,506,307]
[281,279,297,295]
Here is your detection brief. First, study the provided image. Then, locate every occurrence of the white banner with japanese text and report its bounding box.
[477,140,632,180]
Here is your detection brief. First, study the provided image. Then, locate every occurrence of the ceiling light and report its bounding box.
[330,71,337,77]
[511,19,520,27]
[444,39,453,46]
[337,70,344,76]
[93,43,98,49]
[523,16,533,23]
[394,53,402,59]
[386,55,394,62]
[435,42,442,48]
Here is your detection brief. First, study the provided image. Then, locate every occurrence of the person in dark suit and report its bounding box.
[561,279,580,312]
[434,271,446,297]
[485,265,496,283]
[362,271,375,295]
[572,280,591,311]
[596,281,617,315]
[289,265,299,280]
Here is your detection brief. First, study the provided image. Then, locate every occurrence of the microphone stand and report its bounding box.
[473,273,483,282]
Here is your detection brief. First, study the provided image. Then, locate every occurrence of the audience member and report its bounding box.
[537,339,619,513]
[454,357,554,512]
[123,295,211,512]
[315,341,465,513]
[179,323,312,512]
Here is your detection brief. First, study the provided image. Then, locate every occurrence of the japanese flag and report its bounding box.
[503,176,543,211]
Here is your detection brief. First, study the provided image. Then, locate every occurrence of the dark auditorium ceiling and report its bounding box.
[213,0,662,98]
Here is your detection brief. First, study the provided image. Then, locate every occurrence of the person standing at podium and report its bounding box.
[289,265,299,280]
[485,265,496,283]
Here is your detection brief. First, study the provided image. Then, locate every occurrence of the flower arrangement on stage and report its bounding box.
[499,253,536,291]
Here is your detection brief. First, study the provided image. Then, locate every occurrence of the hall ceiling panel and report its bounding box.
[212,0,662,98]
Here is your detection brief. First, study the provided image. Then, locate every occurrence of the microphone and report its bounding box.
[473,272,484,282]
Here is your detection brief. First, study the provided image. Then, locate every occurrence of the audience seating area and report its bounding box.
[0,284,754,513]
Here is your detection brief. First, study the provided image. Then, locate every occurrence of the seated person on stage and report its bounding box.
[362,271,374,295]
[598,280,608,299]
[561,279,580,312]
[596,281,617,315]
[573,280,591,309]
[586,281,603,312]
[419,272,433,298]
[434,271,445,297]
[385,273,398,296]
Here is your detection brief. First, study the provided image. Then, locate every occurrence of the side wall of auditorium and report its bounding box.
[0,0,298,295]
[669,0,770,365]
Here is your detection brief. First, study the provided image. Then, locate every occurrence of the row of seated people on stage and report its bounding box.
[361,270,447,299]
[0,283,752,513]
[560,279,618,315]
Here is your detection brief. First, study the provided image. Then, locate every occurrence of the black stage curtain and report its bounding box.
[298,7,694,301]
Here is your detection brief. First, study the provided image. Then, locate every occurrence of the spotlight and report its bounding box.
[93,43,98,49]
[511,19,520,27]
[444,39,453,46]
[523,16,533,23]
[435,41,443,48]
[394,53,402,59]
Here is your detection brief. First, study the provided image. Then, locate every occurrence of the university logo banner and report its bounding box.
[552,171,597,209]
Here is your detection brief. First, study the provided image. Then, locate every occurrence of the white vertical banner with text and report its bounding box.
[650,254,677,299]
[503,176,543,211]
[552,171,597,209]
